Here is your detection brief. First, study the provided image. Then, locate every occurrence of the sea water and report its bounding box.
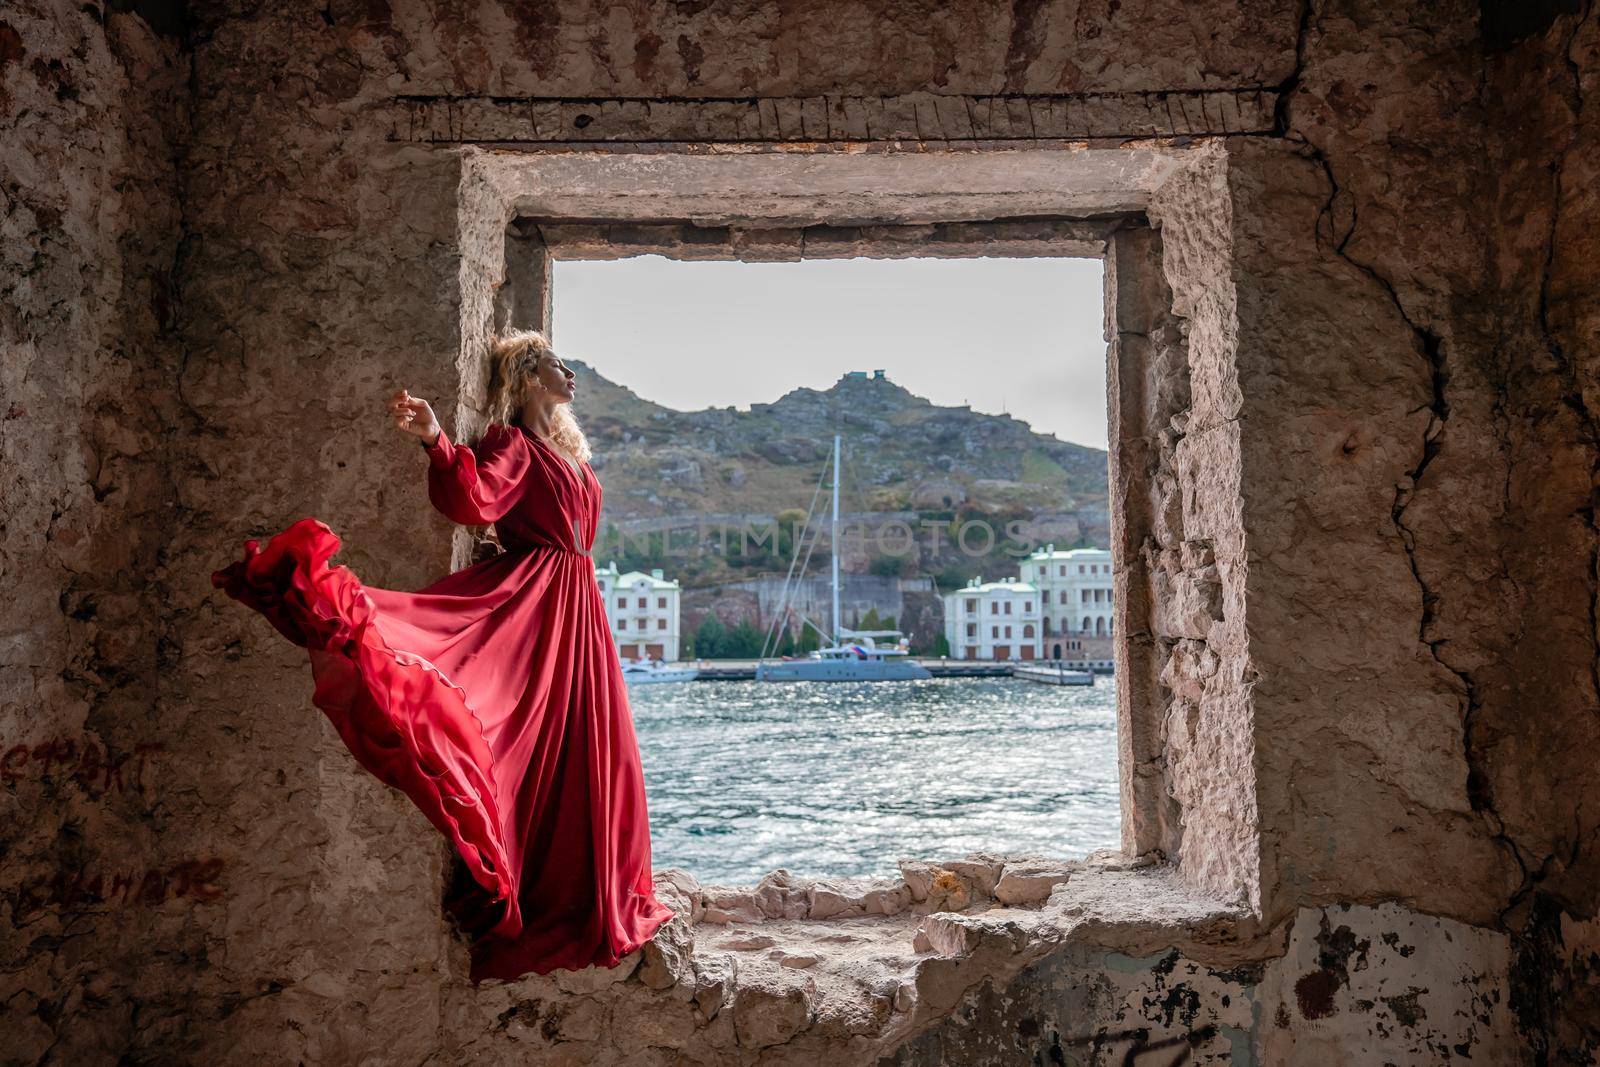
[632,675,1120,886]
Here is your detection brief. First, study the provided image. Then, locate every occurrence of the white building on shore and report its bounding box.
[941,576,1041,661]
[596,562,683,662]
[1018,544,1115,659]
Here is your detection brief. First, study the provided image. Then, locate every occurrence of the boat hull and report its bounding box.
[1012,665,1096,686]
[755,660,932,682]
[622,668,701,685]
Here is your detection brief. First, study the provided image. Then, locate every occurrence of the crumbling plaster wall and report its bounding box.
[884,901,1518,1065]
[3,0,1598,1063]
[1241,0,1553,929]
[1264,7,1600,1059]
[164,137,471,1061]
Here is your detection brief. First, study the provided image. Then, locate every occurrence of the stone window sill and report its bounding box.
[489,851,1250,1055]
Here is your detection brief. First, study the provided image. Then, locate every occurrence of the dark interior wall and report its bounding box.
[0,4,189,1061]
[165,7,487,1058]
[1482,8,1600,1057]
[1480,0,1600,928]
[1265,0,1600,992]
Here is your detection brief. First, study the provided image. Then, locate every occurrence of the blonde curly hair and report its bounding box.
[485,329,592,464]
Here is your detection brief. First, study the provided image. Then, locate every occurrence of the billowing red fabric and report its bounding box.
[211,422,674,981]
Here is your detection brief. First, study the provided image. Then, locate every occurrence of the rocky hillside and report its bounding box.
[573,363,1109,523]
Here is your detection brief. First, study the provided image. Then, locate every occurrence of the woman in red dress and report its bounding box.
[211,330,674,982]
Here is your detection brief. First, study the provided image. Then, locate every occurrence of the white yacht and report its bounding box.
[755,434,933,683]
[755,629,932,682]
[620,657,700,685]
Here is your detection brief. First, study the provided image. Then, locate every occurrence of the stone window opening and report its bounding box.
[442,144,1250,1036]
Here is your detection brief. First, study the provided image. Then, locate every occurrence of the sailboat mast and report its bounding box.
[831,433,841,646]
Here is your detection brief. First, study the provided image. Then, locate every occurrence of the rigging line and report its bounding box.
[766,453,829,623]
[770,501,830,656]
[759,455,830,659]
[758,452,832,660]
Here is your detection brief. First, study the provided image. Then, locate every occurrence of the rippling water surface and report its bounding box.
[632,676,1120,885]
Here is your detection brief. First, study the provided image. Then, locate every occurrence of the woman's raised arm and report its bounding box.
[423,423,531,526]
[388,389,530,526]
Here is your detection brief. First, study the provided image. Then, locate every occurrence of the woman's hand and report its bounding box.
[388,389,441,446]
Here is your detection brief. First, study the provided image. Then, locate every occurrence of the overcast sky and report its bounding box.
[551,255,1110,451]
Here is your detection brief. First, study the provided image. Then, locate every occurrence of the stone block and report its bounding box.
[897,859,937,902]
[731,975,812,1049]
[862,883,913,916]
[993,862,1074,905]
[913,913,982,957]
[690,955,734,1022]
[700,885,762,924]
[615,995,698,1051]
[946,855,1006,897]
[808,881,868,920]
[809,989,893,1039]
[751,868,814,919]
[637,912,695,990]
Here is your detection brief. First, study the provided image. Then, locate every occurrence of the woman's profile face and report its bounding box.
[532,351,577,404]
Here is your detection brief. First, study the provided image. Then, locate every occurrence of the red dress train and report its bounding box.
[211,422,674,981]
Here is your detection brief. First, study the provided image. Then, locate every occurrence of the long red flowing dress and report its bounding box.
[211,421,674,981]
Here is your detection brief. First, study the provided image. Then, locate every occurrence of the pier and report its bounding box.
[674,660,1111,681]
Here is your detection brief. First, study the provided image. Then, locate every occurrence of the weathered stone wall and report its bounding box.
[162,139,473,1060]
[3,0,1598,1063]
[1134,148,1259,910]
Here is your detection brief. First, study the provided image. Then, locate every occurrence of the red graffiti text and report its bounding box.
[9,858,226,924]
[0,737,162,795]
